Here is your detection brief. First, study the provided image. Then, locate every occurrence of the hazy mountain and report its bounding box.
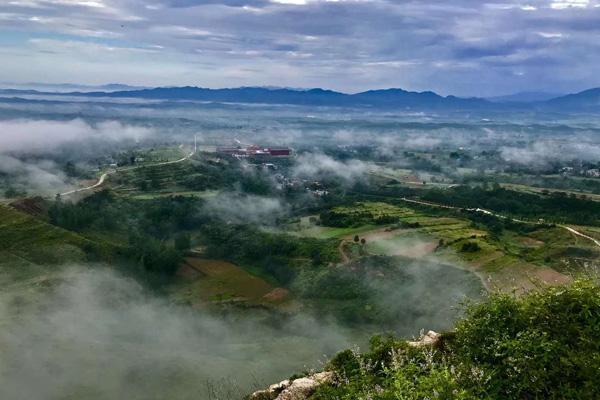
[487,91,563,103]
[544,88,600,111]
[3,85,600,112]
[0,82,147,93]
[47,86,491,110]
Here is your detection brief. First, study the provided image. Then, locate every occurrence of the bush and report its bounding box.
[460,242,481,252]
[310,279,600,400]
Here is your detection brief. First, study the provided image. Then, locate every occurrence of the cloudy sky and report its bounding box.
[0,0,599,96]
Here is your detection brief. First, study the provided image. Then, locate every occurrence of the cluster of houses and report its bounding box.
[274,174,329,197]
[560,166,600,178]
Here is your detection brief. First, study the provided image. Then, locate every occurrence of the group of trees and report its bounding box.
[48,190,202,277]
[201,222,340,285]
[320,208,401,227]
[422,185,600,225]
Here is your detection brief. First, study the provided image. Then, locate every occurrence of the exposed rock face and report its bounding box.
[249,371,333,400]
[408,330,441,347]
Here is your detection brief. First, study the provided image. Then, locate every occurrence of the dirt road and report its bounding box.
[563,226,600,247]
[400,197,600,249]
[59,172,111,196]
[59,148,195,197]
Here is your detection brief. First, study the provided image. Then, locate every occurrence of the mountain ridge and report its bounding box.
[1,85,599,111]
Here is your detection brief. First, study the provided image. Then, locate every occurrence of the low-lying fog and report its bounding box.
[0,262,480,400]
[0,267,352,399]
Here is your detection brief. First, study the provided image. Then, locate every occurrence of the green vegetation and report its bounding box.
[171,258,282,306]
[421,185,600,225]
[312,200,599,290]
[320,202,413,227]
[202,223,340,285]
[48,190,197,277]
[0,204,117,269]
[312,279,600,399]
[460,242,481,252]
[292,255,482,328]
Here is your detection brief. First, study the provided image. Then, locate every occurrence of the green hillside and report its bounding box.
[302,279,600,400]
[0,204,118,283]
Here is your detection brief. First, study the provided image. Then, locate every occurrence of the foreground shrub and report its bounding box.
[311,279,600,400]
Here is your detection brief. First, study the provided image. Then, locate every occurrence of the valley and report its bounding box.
[1,99,600,399]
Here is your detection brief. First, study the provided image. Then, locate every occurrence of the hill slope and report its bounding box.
[544,87,600,111]
[254,279,600,400]
[0,204,118,282]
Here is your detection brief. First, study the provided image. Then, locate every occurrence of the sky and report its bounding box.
[0,0,599,96]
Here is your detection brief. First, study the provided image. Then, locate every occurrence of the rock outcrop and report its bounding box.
[249,331,441,400]
[248,371,333,400]
[408,330,441,347]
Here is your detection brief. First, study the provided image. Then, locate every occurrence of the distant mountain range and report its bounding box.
[486,91,564,103]
[1,85,599,112]
[0,82,148,93]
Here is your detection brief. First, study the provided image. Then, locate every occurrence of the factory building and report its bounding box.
[216,145,291,158]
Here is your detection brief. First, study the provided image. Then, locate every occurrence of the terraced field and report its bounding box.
[110,161,207,196]
[292,201,600,291]
[0,205,117,285]
[171,258,291,308]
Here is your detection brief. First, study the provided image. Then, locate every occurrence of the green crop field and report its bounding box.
[170,257,289,307]
[307,201,600,292]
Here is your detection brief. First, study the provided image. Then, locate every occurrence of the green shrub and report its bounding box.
[460,242,481,252]
[310,279,600,400]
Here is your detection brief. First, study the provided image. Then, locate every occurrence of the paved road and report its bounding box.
[59,149,195,197]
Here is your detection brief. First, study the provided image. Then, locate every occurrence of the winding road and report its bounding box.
[400,197,600,249]
[59,148,195,197]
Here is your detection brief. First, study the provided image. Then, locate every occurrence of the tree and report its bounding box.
[175,233,191,251]
[150,177,161,190]
[65,161,77,177]
[4,187,19,198]
[460,242,481,252]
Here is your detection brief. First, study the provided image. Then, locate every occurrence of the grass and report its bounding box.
[129,190,219,200]
[310,201,598,291]
[139,146,187,163]
[501,182,600,202]
[110,160,202,196]
[366,233,438,258]
[0,204,119,286]
[0,205,93,264]
[282,215,378,239]
[170,258,288,307]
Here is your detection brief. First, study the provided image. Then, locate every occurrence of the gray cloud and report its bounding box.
[0,154,72,195]
[293,152,372,183]
[0,118,152,154]
[500,139,600,166]
[1,1,600,95]
[202,191,288,224]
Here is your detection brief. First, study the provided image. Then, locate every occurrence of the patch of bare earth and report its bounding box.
[262,288,290,302]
